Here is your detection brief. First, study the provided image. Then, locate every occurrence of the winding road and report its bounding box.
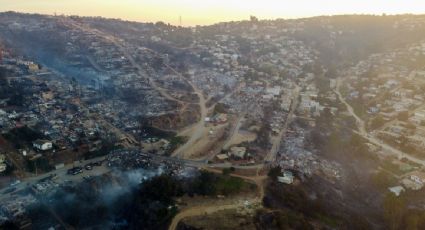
[168,170,266,230]
[64,18,213,160]
[335,78,425,165]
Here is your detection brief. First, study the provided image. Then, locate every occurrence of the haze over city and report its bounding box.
[1,0,425,25]
[2,1,425,230]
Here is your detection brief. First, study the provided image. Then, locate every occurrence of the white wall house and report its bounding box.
[33,140,53,151]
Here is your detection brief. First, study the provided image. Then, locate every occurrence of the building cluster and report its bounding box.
[344,41,425,160]
[0,194,36,228]
[340,40,425,196]
[276,123,342,182]
[388,166,425,196]
[0,50,142,171]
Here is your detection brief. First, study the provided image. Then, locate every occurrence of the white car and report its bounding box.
[10,180,21,187]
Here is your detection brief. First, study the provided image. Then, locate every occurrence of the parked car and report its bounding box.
[92,161,103,167]
[10,180,21,187]
[67,167,83,175]
[85,164,93,170]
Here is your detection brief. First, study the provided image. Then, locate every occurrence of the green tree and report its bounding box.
[383,192,406,230]
[405,213,419,230]
[372,171,395,190]
[213,103,227,114]
[222,168,231,176]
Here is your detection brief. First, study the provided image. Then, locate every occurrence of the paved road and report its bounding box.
[0,149,271,202]
[0,155,109,201]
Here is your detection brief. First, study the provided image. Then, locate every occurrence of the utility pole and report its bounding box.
[73,150,76,168]
[34,160,38,176]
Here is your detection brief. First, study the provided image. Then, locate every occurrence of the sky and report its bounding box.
[0,0,425,26]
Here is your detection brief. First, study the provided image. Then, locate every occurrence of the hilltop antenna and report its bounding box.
[179,16,182,27]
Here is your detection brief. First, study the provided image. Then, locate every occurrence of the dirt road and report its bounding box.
[64,18,215,160]
[172,86,208,158]
[168,170,266,230]
[265,85,300,163]
[335,78,425,165]
[335,78,366,135]
[222,115,245,150]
